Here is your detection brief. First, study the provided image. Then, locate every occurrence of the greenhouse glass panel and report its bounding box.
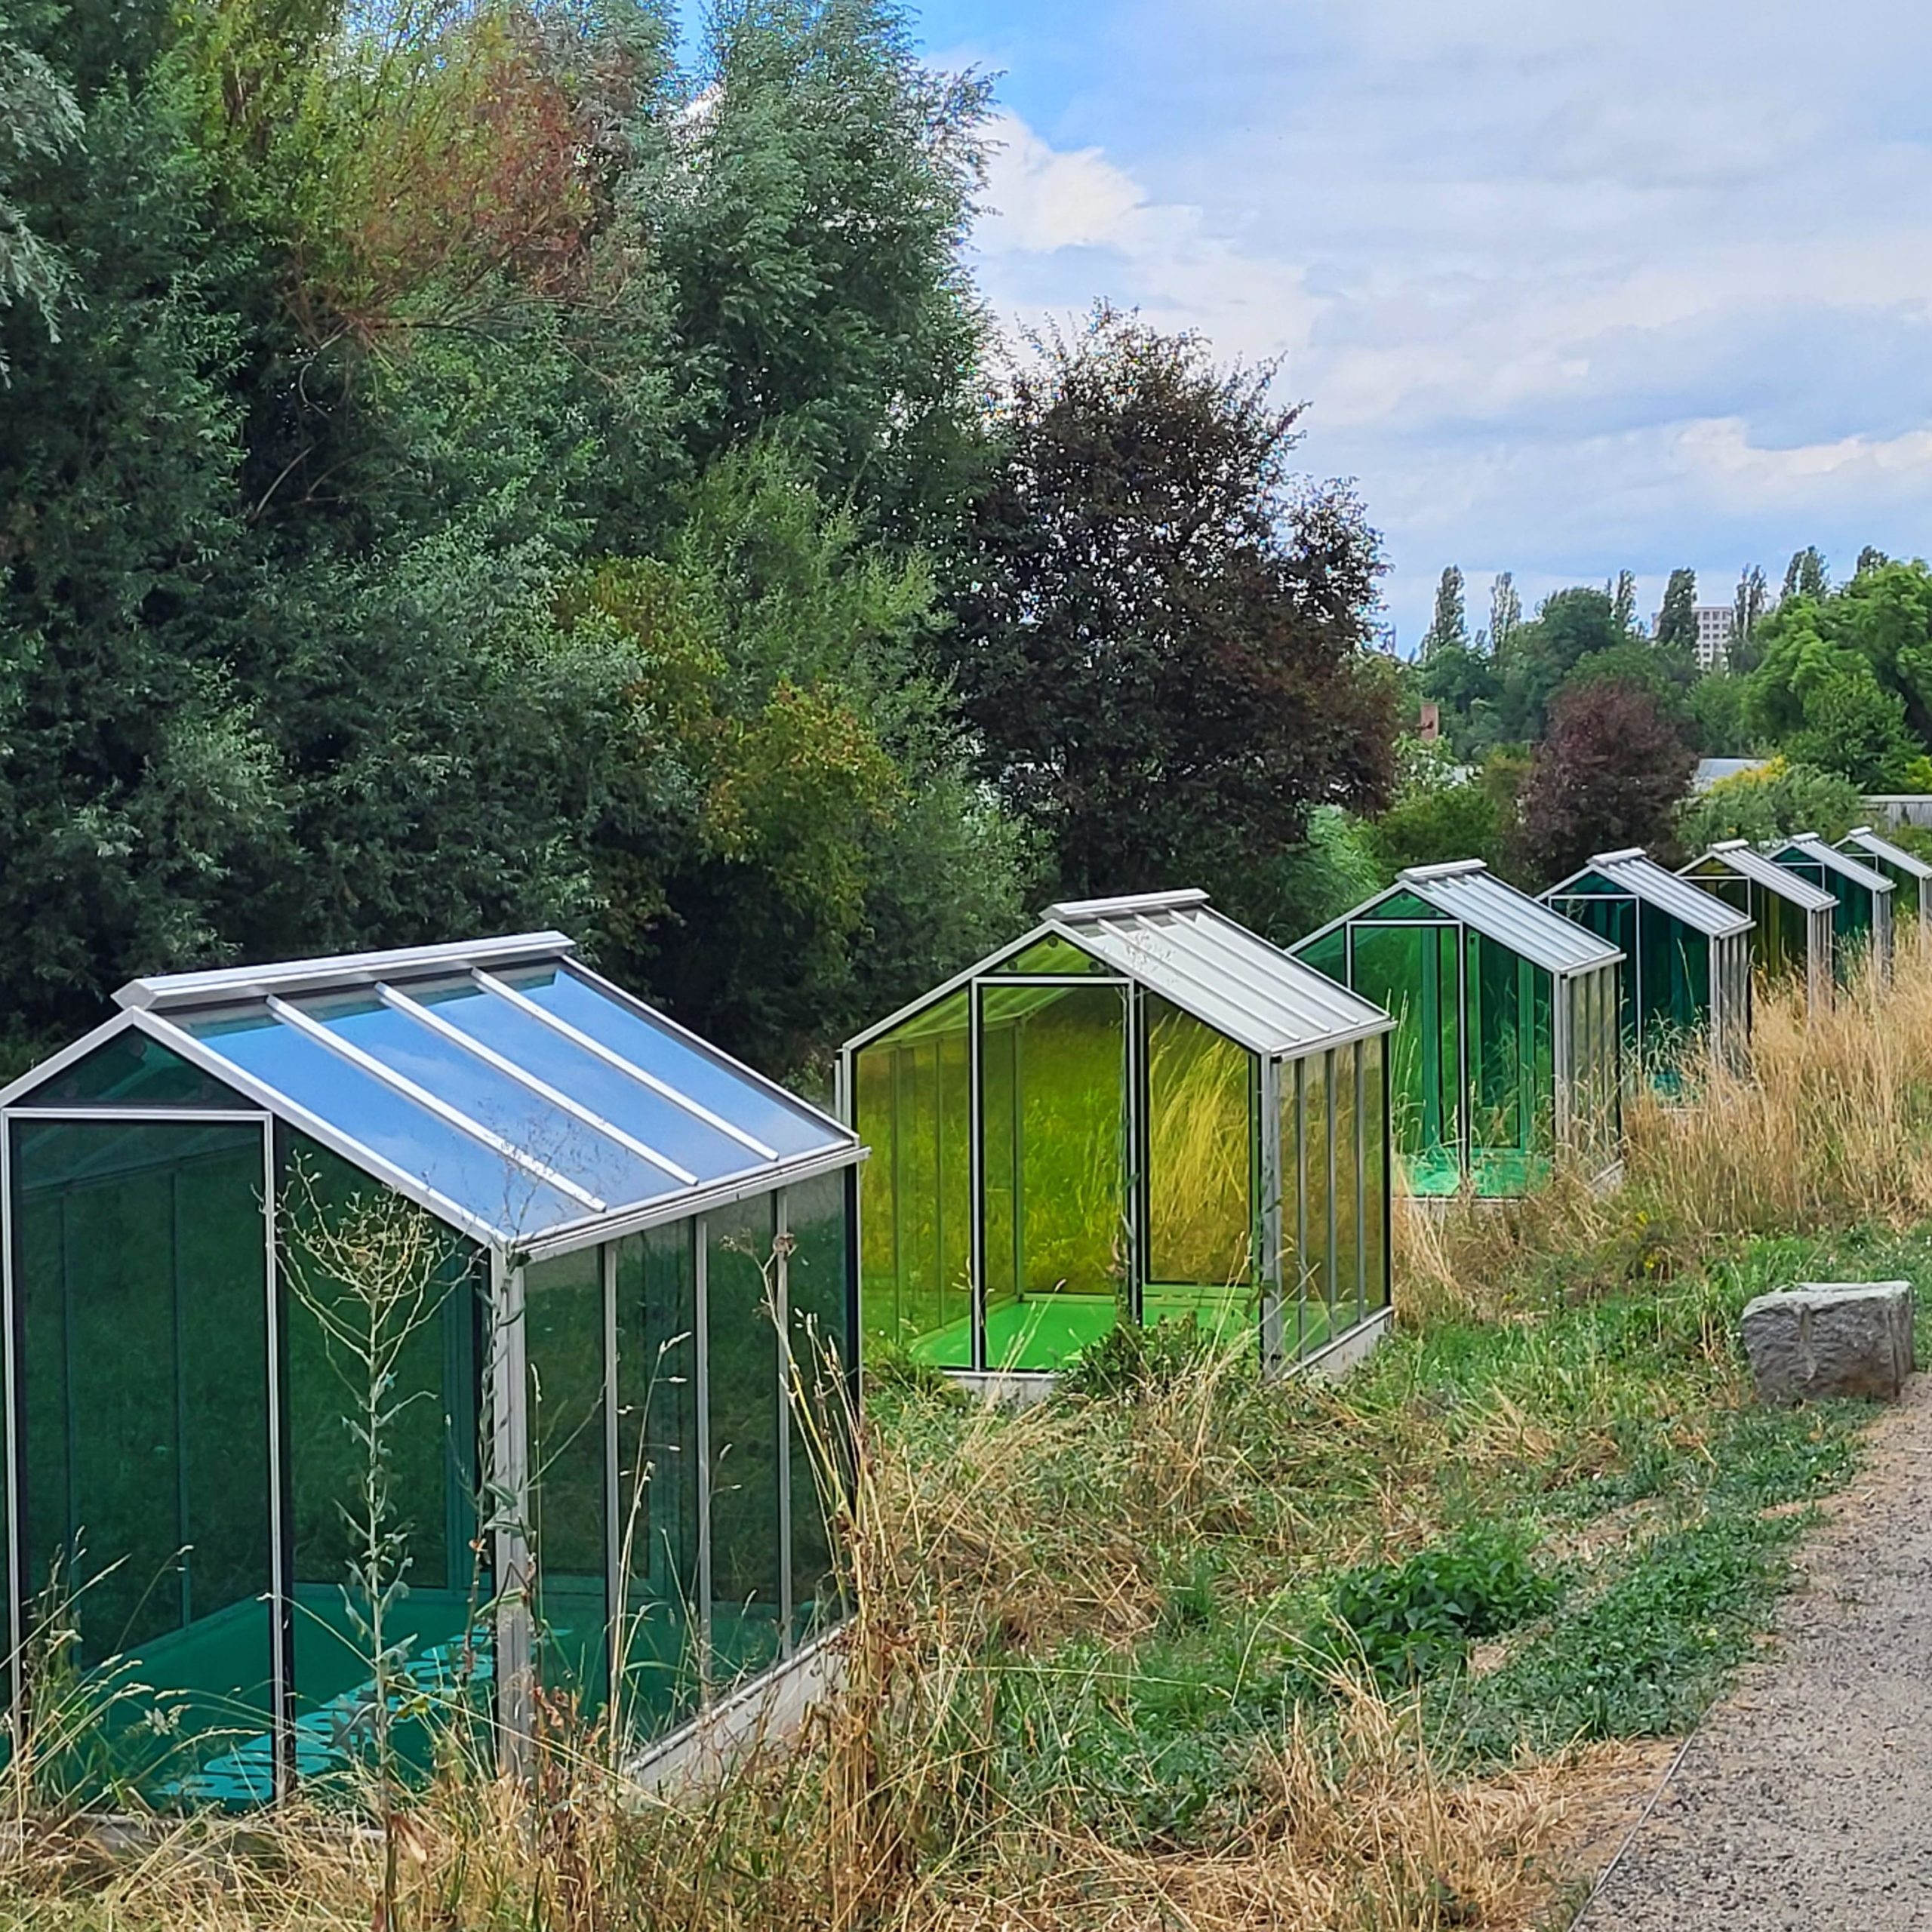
[526,1246,608,1713]
[495,966,838,1159]
[1300,1054,1332,1354]
[980,981,1128,1372]
[189,1010,586,1237]
[706,1196,783,1685]
[14,1031,249,1109]
[283,1132,484,1796]
[14,1118,274,1804]
[992,935,1106,974]
[1146,995,1254,1343]
[1349,923,1461,1198]
[851,993,970,1368]
[616,1220,700,1737]
[411,980,778,1185]
[1362,1036,1389,1315]
[1333,1044,1361,1335]
[785,1171,851,1647]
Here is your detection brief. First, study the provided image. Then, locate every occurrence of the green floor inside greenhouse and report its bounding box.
[906,1289,1353,1372]
[1400,1146,1552,1198]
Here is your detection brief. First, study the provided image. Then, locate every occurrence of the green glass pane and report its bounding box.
[1333,1044,1361,1334]
[527,1245,608,1715]
[1362,1036,1389,1315]
[14,1118,274,1806]
[981,1017,1019,1330]
[283,1132,485,1793]
[617,1220,700,1740]
[852,990,969,1370]
[1371,890,1450,923]
[1146,999,1252,1289]
[1277,1072,1301,1351]
[1299,1054,1331,1355]
[785,1172,851,1647]
[1351,923,1460,1193]
[1296,928,1348,983]
[14,1031,250,1109]
[997,983,1126,1372]
[992,935,1106,974]
[706,1196,783,1684]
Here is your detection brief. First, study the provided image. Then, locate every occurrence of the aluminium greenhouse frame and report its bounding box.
[1291,861,1624,1199]
[1681,842,1836,1009]
[1841,826,1932,931]
[837,891,1397,1386]
[1766,833,1896,981]
[1542,848,1753,1078]
[0,934,861,1807]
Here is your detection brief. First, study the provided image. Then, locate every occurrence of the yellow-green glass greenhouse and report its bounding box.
[1292,862,1623,1199]
[838,891,1396,1382]
[1680,841,1835,1006]
[0,934,858,1806]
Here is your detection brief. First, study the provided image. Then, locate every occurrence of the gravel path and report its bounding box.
[1577,1374,1932,1930]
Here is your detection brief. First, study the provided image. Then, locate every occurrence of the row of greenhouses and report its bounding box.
[0,826,1922,1811]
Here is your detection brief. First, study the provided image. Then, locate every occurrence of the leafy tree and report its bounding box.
[1783,545,1829,602]
[946,306,1397,921]
[0,9,82,374]
[1686,671,1757,756]
[1655,568,1697,652]
[1610,568,1637,634]
[1420,566,1468,657]
[1495,585,1626,740]
[1857,546,1890,578]
[1515,680,1695,881]
[1489,571,1522,656]
[1368,741,1504,875]
[1731,565,1768,672]
[1676,758,1863,851]
[1783,666,1917,791]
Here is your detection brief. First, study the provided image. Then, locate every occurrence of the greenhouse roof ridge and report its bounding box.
[1589,847,1647,865]
[1399,859,1487,881]
[118,932,577,1011]
[1044,888,1211,921]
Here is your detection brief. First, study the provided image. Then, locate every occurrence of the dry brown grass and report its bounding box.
[1398,943,1932,1327]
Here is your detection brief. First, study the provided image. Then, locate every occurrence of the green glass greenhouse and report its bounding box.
[1767,833,1894,980]
[1840,826,1932,928]
[0,934,858,1806]
[838,891,1396,1383]
[1291,863,1623,1200]
[1541,848,1753,1078]
[1679,842,1835,1008]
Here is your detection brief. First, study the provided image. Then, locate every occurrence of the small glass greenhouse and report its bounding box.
[838,891,1395,1380]
[0,934,859,1806]
[1291,863,1623,1199]
[1767,833,1894,981]
[1542,848,1753,1078]
[1841,826,1932,929]
[1680,841,1835,1008]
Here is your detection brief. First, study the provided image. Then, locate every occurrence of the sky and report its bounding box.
[824,0,1932,651]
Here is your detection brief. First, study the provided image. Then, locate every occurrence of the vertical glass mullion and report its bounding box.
[967,982,985,1374]
[1355,1043,1367,1333]
[775,1190,793,1655]
[693,1216,711,1699]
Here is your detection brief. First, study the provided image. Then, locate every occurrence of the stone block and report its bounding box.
[1740,1281,1915,1404]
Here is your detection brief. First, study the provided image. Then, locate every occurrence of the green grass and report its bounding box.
[869,1223,1921,1857]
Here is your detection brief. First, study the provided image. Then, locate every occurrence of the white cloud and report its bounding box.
[955,2,1932,641]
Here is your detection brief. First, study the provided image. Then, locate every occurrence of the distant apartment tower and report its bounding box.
[1653,603,1737,672]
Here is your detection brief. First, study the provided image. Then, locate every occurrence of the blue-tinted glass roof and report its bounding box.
[91,934,854,1247]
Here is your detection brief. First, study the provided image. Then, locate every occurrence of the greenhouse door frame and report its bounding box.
[0,1103,294,1796]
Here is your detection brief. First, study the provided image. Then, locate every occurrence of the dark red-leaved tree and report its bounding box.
[1517,677,1697,883]
[945,306,1397,918]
